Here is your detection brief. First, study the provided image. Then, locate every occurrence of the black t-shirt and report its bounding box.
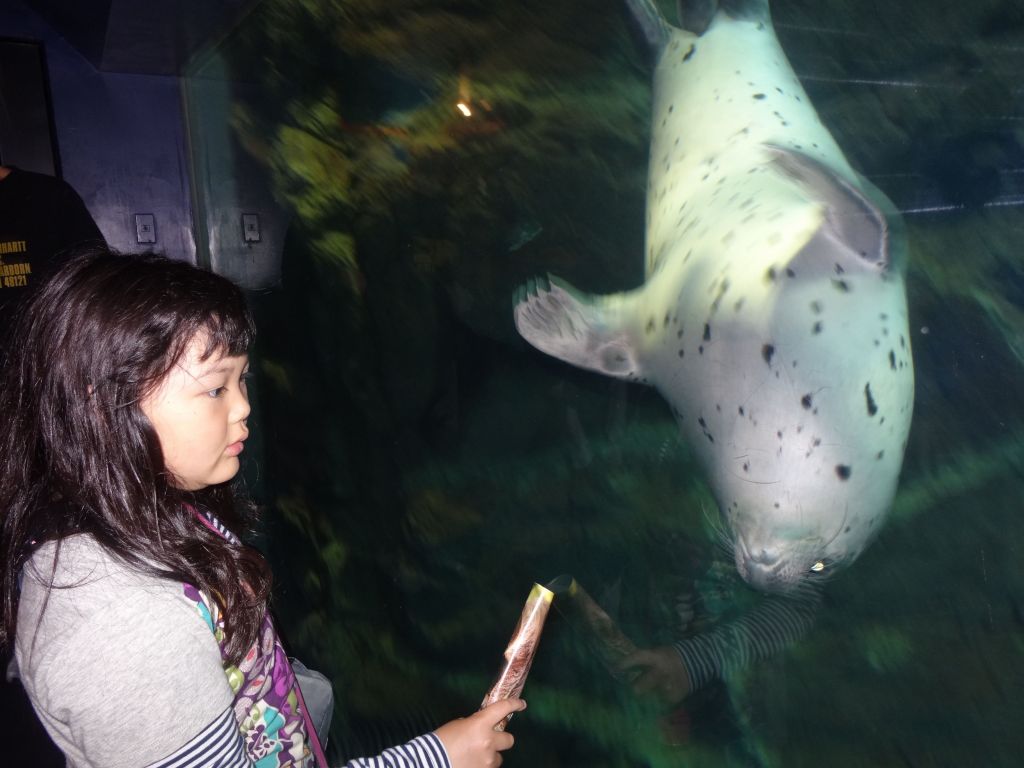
[0,166,105,329]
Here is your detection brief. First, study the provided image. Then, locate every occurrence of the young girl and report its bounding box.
[0,249,524,768]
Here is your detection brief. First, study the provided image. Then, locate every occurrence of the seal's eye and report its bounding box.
[810,560,826,573]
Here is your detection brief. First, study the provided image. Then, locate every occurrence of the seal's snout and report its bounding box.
[735,538,802,593]
[749,548,781,566]
[741,559,799,593]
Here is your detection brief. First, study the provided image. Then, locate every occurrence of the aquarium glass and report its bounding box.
[183,1,1024,765]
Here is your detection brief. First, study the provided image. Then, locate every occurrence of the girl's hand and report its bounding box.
[434,698,526,768]
[617,646,692,706]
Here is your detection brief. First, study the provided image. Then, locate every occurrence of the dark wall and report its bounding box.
[0,0,195,261]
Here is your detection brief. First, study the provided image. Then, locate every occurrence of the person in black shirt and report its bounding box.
[0,164,104,765]
[0,165,105,330]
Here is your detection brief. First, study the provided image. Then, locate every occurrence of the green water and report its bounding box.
[184,1,1024,765]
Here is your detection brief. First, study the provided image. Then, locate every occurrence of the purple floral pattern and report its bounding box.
[183,582,313,767]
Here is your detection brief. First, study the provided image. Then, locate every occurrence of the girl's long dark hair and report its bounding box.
[0,248,271,663]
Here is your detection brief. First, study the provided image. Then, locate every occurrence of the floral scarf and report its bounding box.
[184,508,327,768]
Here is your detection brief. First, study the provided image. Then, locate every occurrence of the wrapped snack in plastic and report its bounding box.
[546,574,638,680]
[480,582,554,730]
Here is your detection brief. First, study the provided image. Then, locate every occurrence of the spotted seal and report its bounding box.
[513,0,914,592]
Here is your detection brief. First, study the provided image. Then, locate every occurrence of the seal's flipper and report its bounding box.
[676,0,768,33]
[626,0,672,50]
[767,145,902,274]
[628,0,770,36]
[626,0,770,51]
[678,0,716,34]
[513,276,645,381]
[718,0,770,23]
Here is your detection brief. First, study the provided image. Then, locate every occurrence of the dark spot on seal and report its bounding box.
[762,344,775,365]
[678,349,685,357]
[835,464,852,480]
[698,417,706,428]
[810,301,823,314]
[889,350,897,370]
[646,318,655,334]
[876,450,885,460]
[753,93,766,100]
[699,345,704,354]
[832,279,851,293]
[801,394,813,409]
[677,329,684,339]
[844,526,851,533]
[738,406,745,416]
[786,268,796,278]
[765,267,777,283]
[683,45,696,62]
[703,323,711,341]
[900,335,906,349]
[663,312,671,327]
[834,263,845,275]
[865,383,878,416]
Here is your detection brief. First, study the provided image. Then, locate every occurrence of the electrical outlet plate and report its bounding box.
[135,213,156,244]
[242,213,261,243]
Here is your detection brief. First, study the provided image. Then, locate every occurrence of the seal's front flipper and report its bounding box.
[766,144,906,275]
[513,276,645,381]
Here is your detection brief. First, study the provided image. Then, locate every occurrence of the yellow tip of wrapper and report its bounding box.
[530,583,555,604]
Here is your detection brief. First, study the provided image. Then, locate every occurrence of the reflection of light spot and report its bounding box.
[810,560,825,573]
[456,102,472,117]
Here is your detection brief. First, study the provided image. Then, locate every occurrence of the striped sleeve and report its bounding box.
[145,707,249,768]
[341,732,451,768]
[673,583,823,692]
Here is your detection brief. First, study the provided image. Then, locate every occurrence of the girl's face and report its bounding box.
[140,332,251,490]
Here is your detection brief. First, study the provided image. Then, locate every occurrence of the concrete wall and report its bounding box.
[1,1,289,285]
[185,55,289,289]
[1,0,195,262]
